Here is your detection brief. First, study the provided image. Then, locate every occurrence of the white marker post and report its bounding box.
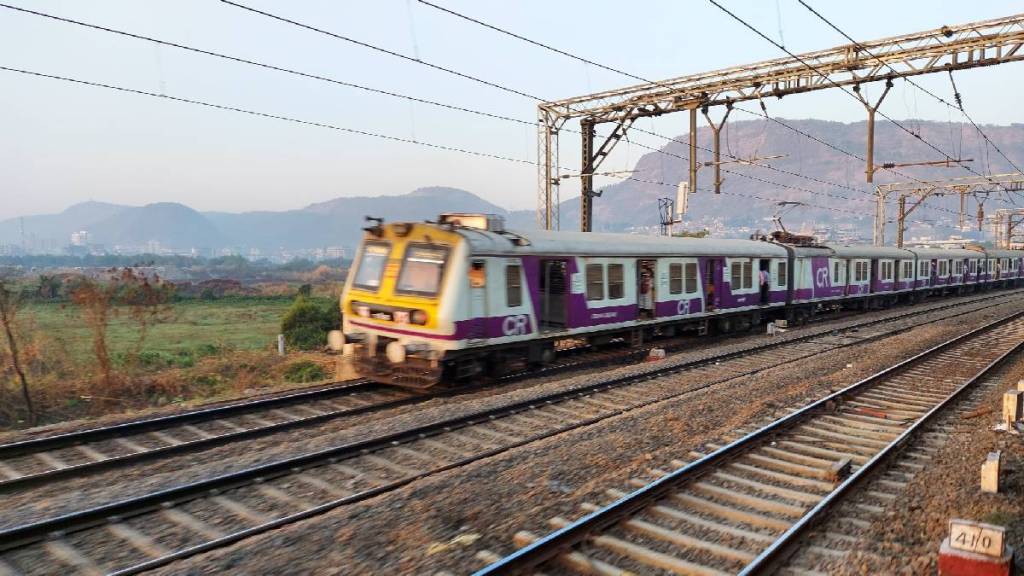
[981,451,1001,494]
[1003,390,1023,425]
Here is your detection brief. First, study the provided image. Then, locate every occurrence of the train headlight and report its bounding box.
[386,341,407,363]
[410,310,428,325]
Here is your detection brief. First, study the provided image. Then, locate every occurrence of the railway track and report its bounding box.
[475,310,1024,576]
[3,290,1018,494]
[0,380,423,492]
[1,295,1021,575]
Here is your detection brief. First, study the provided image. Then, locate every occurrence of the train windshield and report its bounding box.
[352,242,390,291]
[396,245,449,296]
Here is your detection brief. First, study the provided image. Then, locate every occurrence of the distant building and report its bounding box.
[70,230,90,246]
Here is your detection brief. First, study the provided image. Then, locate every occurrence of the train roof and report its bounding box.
[825,245,916,259]
[904,246,983,260]
[459,228,791,258]
[984,248,1024,258]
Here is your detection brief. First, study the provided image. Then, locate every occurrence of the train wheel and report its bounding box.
[717,317,733,334]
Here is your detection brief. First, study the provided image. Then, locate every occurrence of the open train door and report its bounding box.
[539,259,567,332]
[706,258,722,311]
[637,259,656,320]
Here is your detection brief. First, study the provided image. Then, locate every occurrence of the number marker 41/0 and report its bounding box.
[949,519,1005,558]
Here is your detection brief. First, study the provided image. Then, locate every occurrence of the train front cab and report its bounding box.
[341,222,463,388]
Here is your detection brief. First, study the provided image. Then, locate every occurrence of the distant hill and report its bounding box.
[4,119,1023,252]
[560,118,1024,237]
[0,187,536,253]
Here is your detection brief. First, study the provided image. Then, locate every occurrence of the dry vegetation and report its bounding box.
[0,271,342,430]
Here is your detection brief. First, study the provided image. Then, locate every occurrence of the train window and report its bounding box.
[586,264,604,300]
[396,245,449,296]
[669,264,683,295]
[506,265,522,307]
[880,261,893,281]
[832,261,844,285]
[937,260,947,276]
[608,264,624,299]
[901,260,913,280]
[352,242,390,291]
[685,262,698,293]
[730,260,753,290]
[919,261,930,277]
[777,261,787,287]
[853,261,867,282]
[970,260,977,274]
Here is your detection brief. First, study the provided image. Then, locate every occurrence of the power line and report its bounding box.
[3,64,886,226]
[415,0,653,86]
[0,3,534,128]
[795,0,1024,180]
[220,0,880,207]
[0,65,536,165]
[1,1,879,214]
[218,0,541,101]
[706,0,1017,201]
[410,0,972,215]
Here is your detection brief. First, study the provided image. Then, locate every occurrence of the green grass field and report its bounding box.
[25,297,320,362]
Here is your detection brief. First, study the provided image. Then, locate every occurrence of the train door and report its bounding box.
[706,259,721,311]
[758,259,770,305]
[539,259,567,332]
[637,260,656,320]
[468,260,488,345]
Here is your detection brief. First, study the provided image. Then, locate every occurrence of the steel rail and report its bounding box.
[740,325,1024,574]
[0,383,428,492]
[1,292,1019,571]
[0,379,373,457]
[475,308,1024,575]
[4,290,1015,494]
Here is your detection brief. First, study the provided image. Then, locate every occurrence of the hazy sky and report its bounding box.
[2,0,1023,220]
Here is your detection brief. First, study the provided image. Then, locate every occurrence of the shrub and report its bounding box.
[280,297,340,350]
[283,360,326,383]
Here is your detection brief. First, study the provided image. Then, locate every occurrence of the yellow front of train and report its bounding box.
[340,219,463,388]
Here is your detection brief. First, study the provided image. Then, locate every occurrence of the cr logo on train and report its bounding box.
[502,314,529,336]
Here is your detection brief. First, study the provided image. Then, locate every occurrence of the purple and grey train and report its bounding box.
[339,213,1024,388]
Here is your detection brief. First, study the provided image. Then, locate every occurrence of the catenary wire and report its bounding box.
[1,64,899,224]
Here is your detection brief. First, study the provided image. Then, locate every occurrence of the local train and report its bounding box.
[339,213,1024,388]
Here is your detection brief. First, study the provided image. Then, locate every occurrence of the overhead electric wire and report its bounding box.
[409,0,971,218]
[0,1,870,212]
[0,65,535,165]
[2,64,887,224]
[1,3,964,226]
[796,0,1024,180]
[706,0,1018,203]
[217,0,542,101]
[0,2,533,128]
[217,0,885,207]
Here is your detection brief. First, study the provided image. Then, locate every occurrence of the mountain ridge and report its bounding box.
[4,119,1023,253]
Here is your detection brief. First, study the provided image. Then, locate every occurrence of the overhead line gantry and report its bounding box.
[875,173,1024,247]
[538,13,1024,232]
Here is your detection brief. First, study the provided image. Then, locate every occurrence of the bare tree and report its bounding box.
[0,280,35,426]
[69,275,116,393]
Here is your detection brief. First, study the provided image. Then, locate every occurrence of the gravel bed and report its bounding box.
[6,297,1013,532]
[820,355,1024,575]
[146,301,1024,575]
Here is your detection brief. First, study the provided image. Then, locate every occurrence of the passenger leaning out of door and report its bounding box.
[639,269,654,319]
